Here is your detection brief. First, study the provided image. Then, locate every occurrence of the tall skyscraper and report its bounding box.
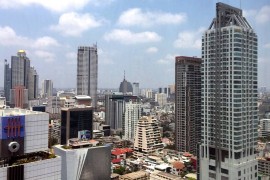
[200,3,258,179]
[77,45,98,108]
[6,50,38,108]
[123,100,141,141]
[4,59,11,103]
[119,73,133,94]
[175,56,201,156]
[28,67,39,100]
[41,79,53,98]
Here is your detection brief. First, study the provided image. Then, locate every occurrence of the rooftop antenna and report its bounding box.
[124,70,126,80]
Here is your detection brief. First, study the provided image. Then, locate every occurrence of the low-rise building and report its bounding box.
[120,171,150,180]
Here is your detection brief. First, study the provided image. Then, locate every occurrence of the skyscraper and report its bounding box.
[77,45,98,108]
[175,56,201,156]
[119,74,133,94]
[28,67,39,100]
[41,79,53,98]
[200,3,258,179]
[132,82,140,96]
[4,60,11,103]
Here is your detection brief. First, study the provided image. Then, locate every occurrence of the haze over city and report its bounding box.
[0,0,269,88]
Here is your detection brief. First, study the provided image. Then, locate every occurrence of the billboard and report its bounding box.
[1,116,25,139]
[78,130,91,140]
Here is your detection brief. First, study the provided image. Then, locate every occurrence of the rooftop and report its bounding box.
[0,108,46,117]
[120,171,149,179]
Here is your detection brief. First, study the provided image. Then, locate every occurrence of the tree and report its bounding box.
[113,166,126,175]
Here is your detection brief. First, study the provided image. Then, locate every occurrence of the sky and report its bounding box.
[0,0,269,89]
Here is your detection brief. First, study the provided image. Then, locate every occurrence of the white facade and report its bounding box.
[200,3,258,180]
[46,96,61,114]
[77,45,98,108]
[145,89,153,99]
[123,101,141,141]
[0,108,49,153]
[155,93,167,107]
[0,97,6,109]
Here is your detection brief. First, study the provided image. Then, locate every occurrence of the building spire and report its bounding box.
[124,70,125,80]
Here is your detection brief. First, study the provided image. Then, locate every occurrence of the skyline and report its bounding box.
[0,0,269,88]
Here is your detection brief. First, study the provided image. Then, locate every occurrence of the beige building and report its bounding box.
[133,116,163,158]
[120,171,149,180]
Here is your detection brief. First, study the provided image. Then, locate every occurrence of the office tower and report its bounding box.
[41,79,53,98]
[4,60,11,103]
[133,116,163,158]
[158,87,162,94]
[123,100,141,141]
[77,45,98,108]
[0,108,61,179]
[175,56,201,156]
[155,93,167,106]
[145,89,153,99]
[200,3,258,179]
[105,94,138,131]
[28,67,39,100]
[133,82,140,96]
[119,72,133,94]
[60,107,93,145]
[9,50,30,108]
[54,143,111,180]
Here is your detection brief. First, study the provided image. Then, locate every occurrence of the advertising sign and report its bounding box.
[78,130,91,140]
[0,116,25,139]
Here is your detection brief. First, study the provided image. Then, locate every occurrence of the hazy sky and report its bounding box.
[0,0,269,88]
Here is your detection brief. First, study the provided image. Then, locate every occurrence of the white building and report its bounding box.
[77,45,98,108]
[41,79,53,98]
[260,119,270,137]
[0,108,61,179]
[133,116,163,158]
[145,89,153,99]
[123,100,141,141]
[155,93,167,107]
[0,97,6,109]
[54,142,111,180]
[46,96,61,114]
[200,3,258,180]
[132,82,140,96]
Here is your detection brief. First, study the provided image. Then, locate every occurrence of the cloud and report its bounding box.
[104,29,162,44]
[33,36,59,48]
[0,0,114,12]
[65,52,77,65]
[174,27,205,49]
[146,47,158,53]
[0,26,59,50]
[244,6,270,24]
[50,12,102,36]
[157,54,175,65]
[118,8,187,27]
[99,48,114,65]
[0,26,29,46]
[34,50,55,62]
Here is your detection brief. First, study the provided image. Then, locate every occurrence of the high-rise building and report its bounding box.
[60,107,93,145]
[0,108,61,179]
[105,94,138,131]
[155,93,167,106]
[133,82,140,96]
[175,56,201,156]
[4,60,11,103]
[41,79,53,98]
[133,116,163,158]
[28,67,39,100]
[77,45,98,108]
[123,100,141,141]
[200,3,258,179]
[4,50,39,108]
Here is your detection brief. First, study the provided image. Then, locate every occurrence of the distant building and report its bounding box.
[54,142,111,180]
[133,116,163,158]
[4,60,11,103]
[123,100,141,141]
[145,89,153,99]
[119,73,133,94]
[28,67,39,100]
[60,107,93,145]
[41,79,53,98]
[155,93,167,106]
[105,94,138,131]
[0,108,61,179]
[175,56,201,156]
[77,45,98,108]
[133,82,140,96]
[46,96,61,114]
